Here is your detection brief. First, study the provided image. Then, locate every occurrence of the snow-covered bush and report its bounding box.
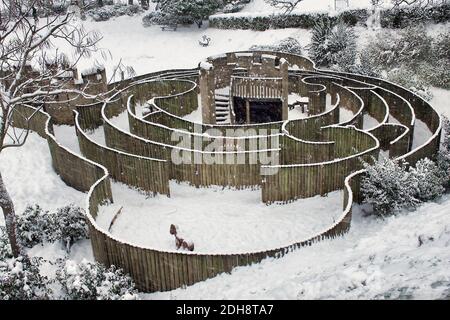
[16,205,53,248]
[409,158,445,202]
[143,8,192,27]
[308,18,333,67]
[144,0,221,27]
[328,22,357,72]
[424,33,450,89]
[380,3,450,28]
[250,37,302,55]
[87,3,143,22]
[355,25,448,96]
[396,25,432,67]
[386,66,433,101]
[15,204,88,251]
[309,19,357,72]
[437,116,450,188]
[56,260,138,300]
[360,25,432,75]
[361,158,420,216]
[0,256,52,300]
[418,61,450,90]
[0,227,13,261]
[433,32,450,62]
[221,0,249,13]
[33,0,71,17]
[352,50,379,77]
[50,205,89,252]
[362,155,447,216]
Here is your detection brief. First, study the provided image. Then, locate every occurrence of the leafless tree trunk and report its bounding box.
[0,171,21,257]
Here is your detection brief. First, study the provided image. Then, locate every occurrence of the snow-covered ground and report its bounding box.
[430,87,450,119]
[412,119,433,150]
[339,107,356,123]
[108,108,130,130]
[183,106,203,123]
[0,133,85,217]
[60,16,312,81]
[147,198,450,299]
[53,125,81,154]
[96,182,343,253]
[363,114,380,130]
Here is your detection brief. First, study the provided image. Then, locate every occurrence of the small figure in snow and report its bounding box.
[199,35,211,47]
[170,224,194,251]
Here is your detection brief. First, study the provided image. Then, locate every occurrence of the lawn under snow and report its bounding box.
[96,182,343,253]
[56,15,312,80]
[0,133,85,217]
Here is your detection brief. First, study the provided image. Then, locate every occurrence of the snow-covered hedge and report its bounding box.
[379,4,450,28]
[209,12,344,31]
[0,256,52,300]
[209,9,369,30]
[56,260,138,300]
[249,37,302,55]
[209,4,450,30]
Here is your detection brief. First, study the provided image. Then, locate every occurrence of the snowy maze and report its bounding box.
[12,52,442,292]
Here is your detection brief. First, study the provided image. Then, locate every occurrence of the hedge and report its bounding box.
[209,5,450,30]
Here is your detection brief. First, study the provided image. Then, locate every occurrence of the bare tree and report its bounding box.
[0,0,108,257]
[264,0,304,14]
[391,0,436,8]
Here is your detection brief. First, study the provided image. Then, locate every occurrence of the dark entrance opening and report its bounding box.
[232,98,283,124]
[233,97,246,124]
[249,99,282,123]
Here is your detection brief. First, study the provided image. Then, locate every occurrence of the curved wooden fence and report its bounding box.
[10,51,442,293]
